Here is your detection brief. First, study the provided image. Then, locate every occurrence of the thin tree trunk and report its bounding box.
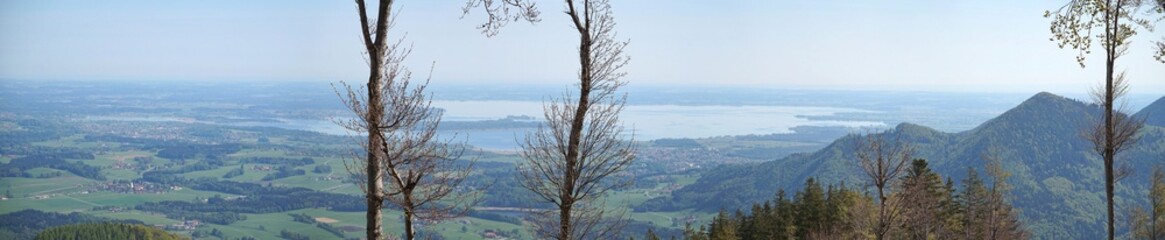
[475,1,631,238]
[356,1,393,239]
[1154,199,1160,240]
[558,3,594,239]
[366,47,386,240]
[877,186,886,240]
[558,201,573,240]
[1104,1,1117,239]
[1106,152,1114,240]
[404,204,415,240]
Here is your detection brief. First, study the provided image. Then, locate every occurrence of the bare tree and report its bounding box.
[854,132,913,240]
[846,193,880,239]
[1045,1,1162,238]
[466,0,634,239]
[337,1,476,239]
[1086,71,1145,240]
[1132,166,1165,240]
[980,149,1030,240]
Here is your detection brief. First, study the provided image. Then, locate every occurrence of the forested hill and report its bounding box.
[636,92,1165,239]
[35,223,187,240]
[1135,96,1165,127]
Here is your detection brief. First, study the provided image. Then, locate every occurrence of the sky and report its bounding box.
[1,0,1162,94]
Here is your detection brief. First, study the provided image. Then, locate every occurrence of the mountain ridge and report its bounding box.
[638,92,1165,239]
[1135,96,1165,127]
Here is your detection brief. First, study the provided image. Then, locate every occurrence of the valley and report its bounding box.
[1,80,1163,239]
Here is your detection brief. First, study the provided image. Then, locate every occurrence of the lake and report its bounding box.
[432,100,882,138]
[85,100,883,150]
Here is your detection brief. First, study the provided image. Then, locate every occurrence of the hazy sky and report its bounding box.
[2,1,1162,93]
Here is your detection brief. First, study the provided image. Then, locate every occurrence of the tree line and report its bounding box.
[0,154,103,180]
[670,159,1026,240]
[34,222,186,240]
[0,210,144,240]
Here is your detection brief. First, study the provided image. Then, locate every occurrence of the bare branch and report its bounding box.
[853,130,913,240]
[339,1,477,239]
[462,0,542,37]
[501,1,633,239]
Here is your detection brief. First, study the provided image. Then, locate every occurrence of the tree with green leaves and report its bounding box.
[1046,1,1163,238]
[686,179,872,240]
[959,152,1028,240]
[35,222,186,240]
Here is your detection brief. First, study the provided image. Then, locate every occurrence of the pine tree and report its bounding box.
[644,228,662,240]
[773,189,797,239]
[961,168,990,239]
[795,178,827,238]
[900,159,951,239]
[683,222,709,240]
[708,209,738,240]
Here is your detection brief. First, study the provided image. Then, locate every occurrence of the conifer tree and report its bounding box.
[795,178,827,238]
[644,228,662,240]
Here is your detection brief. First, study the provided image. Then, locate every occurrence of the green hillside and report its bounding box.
[638,92,1165,239]
[1135,96,1165,128]
[35,222,187,240]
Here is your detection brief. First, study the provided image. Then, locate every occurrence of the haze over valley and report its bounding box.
[3,1,1165,240]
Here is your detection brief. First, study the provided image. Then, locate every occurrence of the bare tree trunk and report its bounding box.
[877,187,887,240]
[557,6,596,239]
[364,43,386,240]
[343,2,478,240]
[855,132,912,240]
[355,1,392,239]
[464,1,630,239]
[403,199,414,240]
[1103,1,1118,239]
[558,200,573,240]
[367,165,383,240]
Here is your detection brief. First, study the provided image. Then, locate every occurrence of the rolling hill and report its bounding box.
[636,92,1165,239]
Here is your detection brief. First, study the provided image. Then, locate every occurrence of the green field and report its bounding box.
[0,116,719,240]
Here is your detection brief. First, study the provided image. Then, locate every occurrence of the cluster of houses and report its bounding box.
[161,219,201,231]
[94,180,175,194]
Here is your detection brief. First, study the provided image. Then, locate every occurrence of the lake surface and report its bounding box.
[436,100,885,150]
[85,100,883,150]
[432,100,883,140]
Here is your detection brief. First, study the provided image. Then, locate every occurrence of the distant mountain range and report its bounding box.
[636,92,1165,239]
